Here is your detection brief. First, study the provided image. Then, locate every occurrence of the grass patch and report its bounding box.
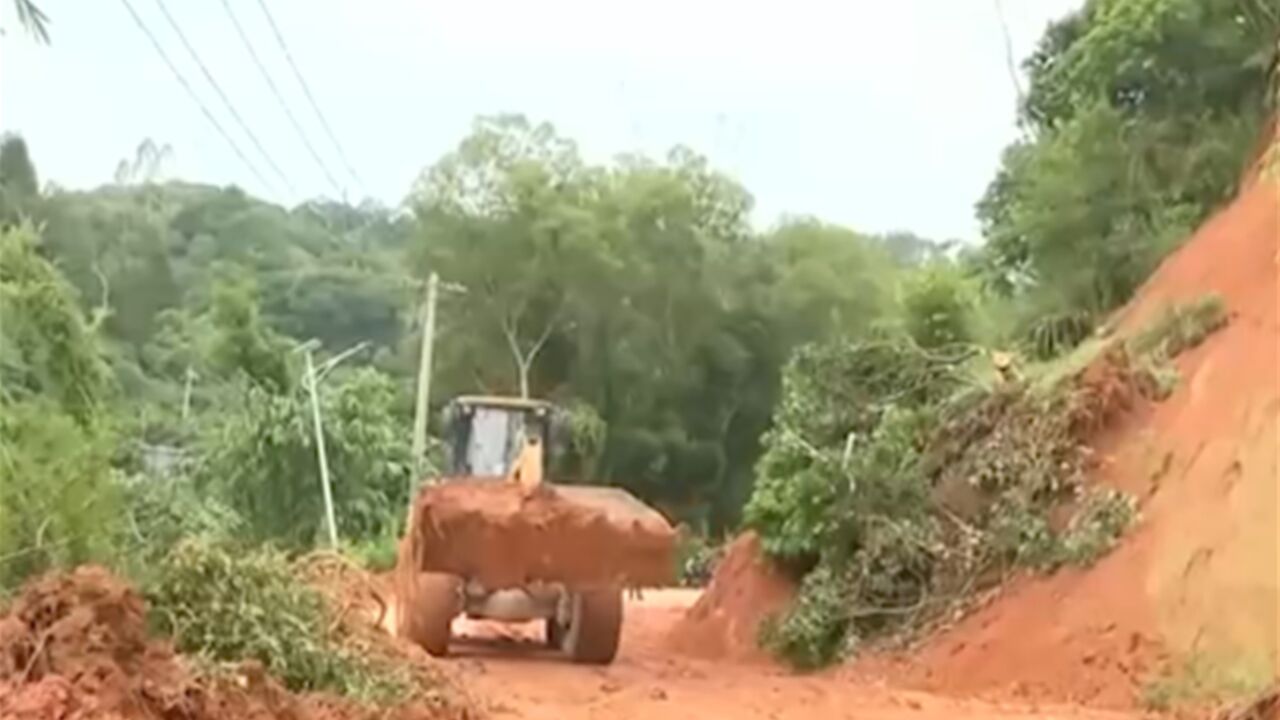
[344,526,400,573]
[1128,294,1229,360]
[1057,488,1137,567]
[1142,652,1275,713]
[146,540,418,704]
[1026,337,1110,395]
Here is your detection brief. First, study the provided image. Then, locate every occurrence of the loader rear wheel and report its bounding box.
[563,587,622,664]
[397,571,459,657]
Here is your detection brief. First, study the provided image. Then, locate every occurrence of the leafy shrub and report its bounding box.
[1057,488,1137,567]
[0,223,113,426]
[147,540,414,702]
[759,561,856,670]
[900,263,977,349]
[745,340,969,562]
[749,336,1145,669]
[117,470,243,575]
[0,399,122,592]
[1024,307,1096,360]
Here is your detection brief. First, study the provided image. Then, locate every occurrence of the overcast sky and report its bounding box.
[0,0,1082,241]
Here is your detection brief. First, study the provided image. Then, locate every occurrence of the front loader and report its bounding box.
[394,395,675,664]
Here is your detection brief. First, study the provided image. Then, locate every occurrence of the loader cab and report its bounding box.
[441,396,566,477]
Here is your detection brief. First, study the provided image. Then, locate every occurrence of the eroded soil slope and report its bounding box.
[864,159,1279,709]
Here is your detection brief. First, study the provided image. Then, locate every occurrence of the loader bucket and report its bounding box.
[405,480,677,590]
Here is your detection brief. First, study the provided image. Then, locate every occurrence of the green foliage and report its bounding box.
[206,270,293,392]
[0,223,112,425]
[10,0,50,43]
[146,540,414,702]
[344,524,401,573]
[674,530,723,587]
[749,333,1146,669]
[116,471,243,576]
[980,0,1275,339]
[409,117,904,528]
[744,339,969,562]
[1127,293,1229,358]
[0,135,40,223]
[196,367,412,548]
[1023,307,1096,361]
[759,561,857,670]
[1057,488,1137,567]
[0,223,122,593]
[0,399,122,592]
[900,263,977,349]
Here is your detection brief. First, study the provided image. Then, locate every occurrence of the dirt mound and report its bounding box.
[881,156,1278,708]
[0,566,464,720]
[666,533,796,663]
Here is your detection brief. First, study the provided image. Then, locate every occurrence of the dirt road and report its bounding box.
[443,590,1136,720]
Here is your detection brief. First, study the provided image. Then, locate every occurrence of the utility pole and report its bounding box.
[301,343,340,549]
[411,272,439,483]
[181,365,196,423]
[294,339,369,549]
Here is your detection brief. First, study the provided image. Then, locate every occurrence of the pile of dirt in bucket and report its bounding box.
[876,137,1279,710]
[665,533,795,663]
[406,481,676,590]
[0,566,467,720]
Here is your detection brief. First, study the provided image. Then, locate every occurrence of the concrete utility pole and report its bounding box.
[410,272,465,486]
[411,272,439,483]
[181,365,196,423]
[301,342,339,549]
[298,339,370,549]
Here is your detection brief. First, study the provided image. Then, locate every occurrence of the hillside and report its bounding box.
[878,142,1279,709]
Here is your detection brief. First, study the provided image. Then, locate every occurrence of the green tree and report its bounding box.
[197,367,412,548]
[0,135,40,226]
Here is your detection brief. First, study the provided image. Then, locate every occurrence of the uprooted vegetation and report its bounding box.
[747,304,1226,669]
[0,565,465,720]
[146,540,428,704]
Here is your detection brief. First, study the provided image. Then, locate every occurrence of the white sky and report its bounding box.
[0,0,1082,241]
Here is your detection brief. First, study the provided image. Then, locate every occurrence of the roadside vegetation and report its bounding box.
[0,0,1274,710]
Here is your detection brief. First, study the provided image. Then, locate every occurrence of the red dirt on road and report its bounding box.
[450,589,1138,720]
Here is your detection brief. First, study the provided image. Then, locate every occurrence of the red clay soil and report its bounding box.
[405,481,676,589]
[665,532,796,663]
[453,589,1138,720]
[865,154,1279,709]
[0,566,462,720]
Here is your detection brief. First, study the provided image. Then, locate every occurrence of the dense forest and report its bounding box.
[1,0,1276,673]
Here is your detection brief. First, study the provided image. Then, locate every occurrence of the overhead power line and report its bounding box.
[992,0,1026,114]
[117,0,278,194]
[254,0,365,197]
[220,0,345,198]
[152,0,296,196]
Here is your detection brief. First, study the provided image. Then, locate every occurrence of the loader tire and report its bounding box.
[563,587,622,665]
[545,617,566,649]
[397,571,459,657]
